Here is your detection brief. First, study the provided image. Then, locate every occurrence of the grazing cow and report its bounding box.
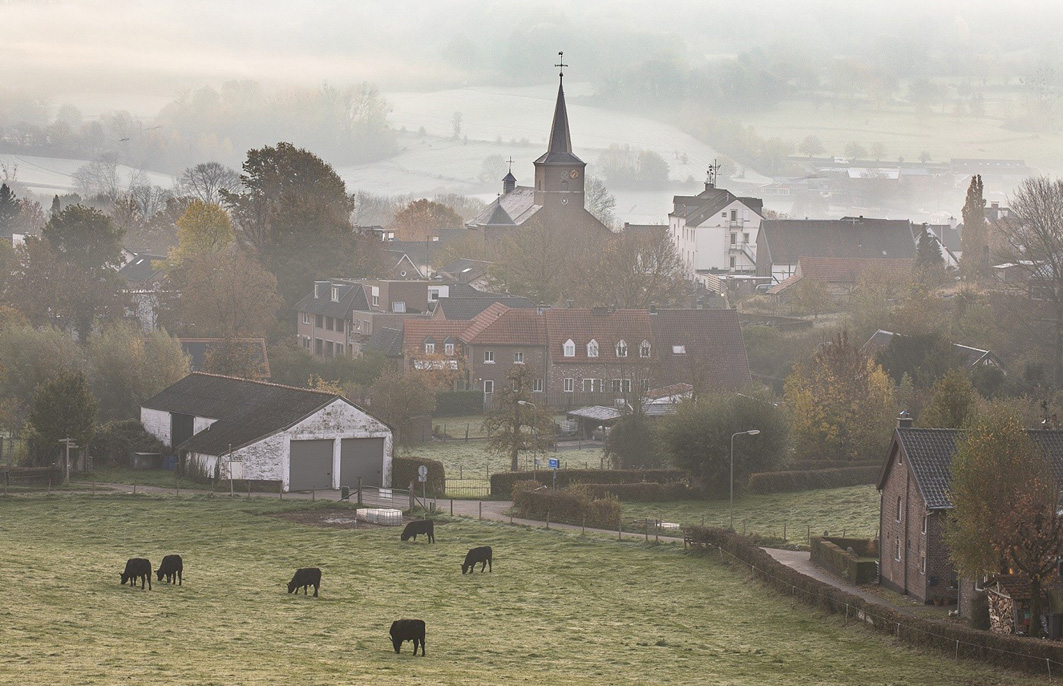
[120,558,152,590]
[389,619,426,656]
[156,554,183,585]
[287,567,321,596]
[461,546,492,574]
[400,519,434,543]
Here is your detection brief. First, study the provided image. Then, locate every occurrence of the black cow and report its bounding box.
[156,554,183,585]
[390,619,426,656]
[400,519,434,543]
[120,558,152,590]
[461,546,492,574]
[287,567,321,596]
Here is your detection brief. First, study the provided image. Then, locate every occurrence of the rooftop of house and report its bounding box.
[861,330,1001,369]
[142,372,378,456]
[650,308,752,391]
[433,296,536,321]
[463,305,549,347]
[769,257,914,295]
[403,320,470,358]
[362,326,404,358]
[544,308,654,362]
[759,217,917,265]
[117,253,166,285]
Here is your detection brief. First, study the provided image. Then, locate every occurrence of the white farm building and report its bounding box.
[141,373,393,492]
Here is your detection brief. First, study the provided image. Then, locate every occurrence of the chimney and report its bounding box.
[897,410,913,428]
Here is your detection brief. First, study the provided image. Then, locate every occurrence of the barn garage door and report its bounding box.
[289,439,334,491]
[340,438,384,488]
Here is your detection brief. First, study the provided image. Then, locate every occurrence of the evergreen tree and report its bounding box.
[0,183,19,234]
[961,174,987,276]
[914,224,945,283]
[26,370,98,466]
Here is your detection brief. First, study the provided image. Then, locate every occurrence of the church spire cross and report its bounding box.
[555,51,568,80]
[506,156,514,172]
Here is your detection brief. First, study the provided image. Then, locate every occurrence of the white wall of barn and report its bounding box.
[188,399,393,491]
[140,408,171,445]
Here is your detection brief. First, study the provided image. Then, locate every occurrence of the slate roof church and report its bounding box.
[466,56,612,238]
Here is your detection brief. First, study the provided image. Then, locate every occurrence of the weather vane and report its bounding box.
[506,156,514,172]
[556,51,568,80]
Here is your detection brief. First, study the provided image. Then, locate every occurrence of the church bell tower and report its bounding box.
[533,52,586,210]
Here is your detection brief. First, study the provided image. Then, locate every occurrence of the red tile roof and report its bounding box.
[544,309,654,363]
[462,306,547,346]
[402,320,469,358]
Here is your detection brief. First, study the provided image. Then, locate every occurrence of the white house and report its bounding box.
[140,372,393,492]
[669,179,764,278]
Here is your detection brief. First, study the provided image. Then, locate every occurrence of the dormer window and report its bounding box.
[672,345,686,355]
[587,340,599,358]
[563,339,575,357]
[424,342,435,354]
[444,342,454,356]
[640,340,651,358]
[331,286,339,302]
[616,340,628,358]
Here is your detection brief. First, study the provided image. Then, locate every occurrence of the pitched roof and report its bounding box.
[462,306,548,346]
[403,320,470,357]
[860,330,1002,369]
[770,257,914,294]
[650,309,752,391]
[544,308,653,363]
[467,186,540,227]
[142,372,381,455]
[534,79,583,166]
[363,326,404,358]
[878,428,1063,510]
[759,218,917,265]
[117,253,166,285]
[177,338,271,379]
[434,296,535,321]
[295,280,369,318]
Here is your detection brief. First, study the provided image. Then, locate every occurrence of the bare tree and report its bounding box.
[998,176,1063,386]
[178,162,241,204]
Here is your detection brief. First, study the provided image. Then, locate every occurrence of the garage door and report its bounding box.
[340,438,384,488]
[289,439,334,491]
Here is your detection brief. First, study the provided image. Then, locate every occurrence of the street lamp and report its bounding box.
[730,430,760,530]
[517,401,536,472]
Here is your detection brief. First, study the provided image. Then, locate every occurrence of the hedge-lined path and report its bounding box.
[763,547,915,613]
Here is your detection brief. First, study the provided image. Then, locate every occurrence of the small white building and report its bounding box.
[669,180,764,277]
[140,372,393,492]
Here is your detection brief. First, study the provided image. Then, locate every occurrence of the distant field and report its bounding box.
[404,438,606,479]
[622,485,880,546]
[0,495,1031,685]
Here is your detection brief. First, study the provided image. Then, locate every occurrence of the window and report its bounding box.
[514,351,524,364]
[315,338,323,354]
[743,232,750,243]
[325,317,334,331]
[612,379,622,393]
[563,377,574,393]
[640,340,651,358]
[582,378,602,393]
[444,342,455,355]
[563,339,575,357]
[316,314,324,328]
[616,340,628,358]
[895,539,901,562]
[484,350,495,364]
[484,380,494,394]
[640,378,650,392]
[587,340,599,358]
[730,209,737,221]
[331,286,339,302]
[730,233,737,245]
[611,379,630,394]
[729,256,736,268]
[721,211,727,218]
[672,345,686,355]
[533,378,544,393]
[314,283,322,298]
[302,336,310,349]
[920,552,926,575]
[392,301,406,313]
[372,294,379,307]
[337,343,345,356]
[302,312,310,325]
[896,496,903,522]
[326,341,334,357]
[424,342,435,354]
[429,288,440,301]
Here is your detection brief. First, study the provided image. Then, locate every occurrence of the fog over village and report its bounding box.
[5,1,1063,684]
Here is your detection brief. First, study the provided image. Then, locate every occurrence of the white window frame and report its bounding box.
[896,496,903,522]
[640,340,651,358]
[424,342,435,354]
[582,378,601,393]
[302,312,310,325]
[563,377,574,393]
[514,351,524,364]
[483,380,494,394]
[331,286,339,302]
[922,515,927,535]
[895,539,901,562]
[920,551,926,575]
[672,345,686,355]
[587,339,599,358]
[444,342,455,356]
[616,340,628,358]
[484,350,495,364]
[532,378,544,393]
[392,301,406,313]
[563,339,575,357]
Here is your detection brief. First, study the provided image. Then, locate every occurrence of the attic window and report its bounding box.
[444,342,454,355]
[587,340,599,358]
[424,342,435,354]
[331,286,339,302]
[640,340,651,358]
[563,339,575,357]
[616,340,628,358]
[672,345,686,355]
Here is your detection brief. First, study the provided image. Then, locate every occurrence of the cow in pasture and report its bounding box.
[120,558,152,590]
[461,546,492,574]
[156,555,183,585]
[390,619,426,656]
[287,567,321,596]
[400,519,434,543]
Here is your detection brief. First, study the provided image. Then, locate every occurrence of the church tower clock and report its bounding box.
[533,52,586,210]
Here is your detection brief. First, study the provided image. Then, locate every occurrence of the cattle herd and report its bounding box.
[117,517,490,657]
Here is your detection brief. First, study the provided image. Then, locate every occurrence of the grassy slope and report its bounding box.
[0,495,1027,685]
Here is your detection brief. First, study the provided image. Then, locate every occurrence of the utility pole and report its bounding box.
[59,438,77,485]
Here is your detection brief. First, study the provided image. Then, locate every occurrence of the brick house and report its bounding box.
[877,415,1063,606]
[462,305,549,407]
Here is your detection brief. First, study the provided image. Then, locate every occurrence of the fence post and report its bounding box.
[807,525,810,546]
[655,518,659,543]
[782,523,786,541]
[247,481,251,498]
[701,514,705,528]
[645,519,649,541]
[465,424,469,441]
[450,498,453,516]
[92,480,96,496]
[478,501,482,520]
[312,487,315,501]
[582,515,586,535]
[546,510,550,529]
[279,483,283,500]
[356,477,362,505]
[618,519,622,540]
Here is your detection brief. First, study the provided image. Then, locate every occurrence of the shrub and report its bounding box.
[746,466,881,494]
[392,455,446,493]
[579,482,702,502]
[512,482,621,528]
[490,468,686,497]
[780,459,881,471]
[89,419,167,467]
[434,390,483,417]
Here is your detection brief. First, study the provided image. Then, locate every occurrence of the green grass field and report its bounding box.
[405,441,605,479]
[623,486,880,545]
[0,494,1033,684]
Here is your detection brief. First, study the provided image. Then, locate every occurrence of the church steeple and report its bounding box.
[534,51,586,209]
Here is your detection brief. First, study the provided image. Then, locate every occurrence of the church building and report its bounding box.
[466,62,612,238]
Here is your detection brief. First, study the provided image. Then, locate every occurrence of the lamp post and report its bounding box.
[518,400,535,473]
[730,429,760,530]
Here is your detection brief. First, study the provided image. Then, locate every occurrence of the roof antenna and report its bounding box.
[555,51,568,81]
[706,159,719,190]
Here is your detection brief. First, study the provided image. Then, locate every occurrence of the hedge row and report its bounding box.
[434,390,483,417]
[579,482,701,502]
[747,466,880,494]
[393,455,446,494]
[778,459,881,472]
[490,468,686,497]
[512,481,621,529]
[683,526,1063,675]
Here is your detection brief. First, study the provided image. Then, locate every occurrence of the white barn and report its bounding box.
[141,373,393,492]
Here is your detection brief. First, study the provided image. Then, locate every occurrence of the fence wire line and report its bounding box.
[697,540,1063,676]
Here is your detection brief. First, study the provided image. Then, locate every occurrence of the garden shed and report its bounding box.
[140,373,393,492]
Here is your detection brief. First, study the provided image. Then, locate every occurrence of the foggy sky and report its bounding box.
[3,0,1062,110]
